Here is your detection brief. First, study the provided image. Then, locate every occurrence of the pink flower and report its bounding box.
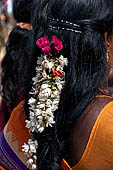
[52,36,63,53]
[42,46,51,54]
[36,36,50,48]
[36,36,51,54]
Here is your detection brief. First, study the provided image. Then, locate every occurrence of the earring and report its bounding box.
[107,52,110,62]
[107,43,110,62]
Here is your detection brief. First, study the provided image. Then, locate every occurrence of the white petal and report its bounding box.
[32,164,37,170]
[38,126,44,133]
[41,84,48,89]
[39,104,45,108]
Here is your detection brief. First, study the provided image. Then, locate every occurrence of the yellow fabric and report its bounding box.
[61,159,72,170]
[71,101,113,170]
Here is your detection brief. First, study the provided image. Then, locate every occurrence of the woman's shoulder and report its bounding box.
[65,96,113,168]
[94,96,113,118]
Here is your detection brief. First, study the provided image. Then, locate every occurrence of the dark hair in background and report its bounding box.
[25,0,113,169]
[13,0,32,23]
[1,0,33,111]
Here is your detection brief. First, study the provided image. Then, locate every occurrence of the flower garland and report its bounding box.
[22,36,68,170]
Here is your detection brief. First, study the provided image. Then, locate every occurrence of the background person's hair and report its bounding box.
[25,0,113,169]
[13,0,32,23]
[1,0,33,111]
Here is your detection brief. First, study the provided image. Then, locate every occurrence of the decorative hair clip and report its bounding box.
[16,23,32,30]
[48,17,82,33]
[48,17,80,28]
[48,25,82,33]
[22,36,68,169]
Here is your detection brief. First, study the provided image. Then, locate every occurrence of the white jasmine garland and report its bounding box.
[22,36,68,170]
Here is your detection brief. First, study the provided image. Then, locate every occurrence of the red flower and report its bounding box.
[36,36,51,54]
[52,36,63,53]
[52,68,64,79]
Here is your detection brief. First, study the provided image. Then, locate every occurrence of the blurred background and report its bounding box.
[0,0,15,100]
[0,0,15,61]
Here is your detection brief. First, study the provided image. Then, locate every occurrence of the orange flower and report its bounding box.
[52,68,64,79]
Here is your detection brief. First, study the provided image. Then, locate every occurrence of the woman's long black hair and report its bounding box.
[1,0,33,111]
[25,0,113,169]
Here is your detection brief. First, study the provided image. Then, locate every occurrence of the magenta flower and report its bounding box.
[52,36,63,53]
[36,36,51,54]
[42,46,51,54]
